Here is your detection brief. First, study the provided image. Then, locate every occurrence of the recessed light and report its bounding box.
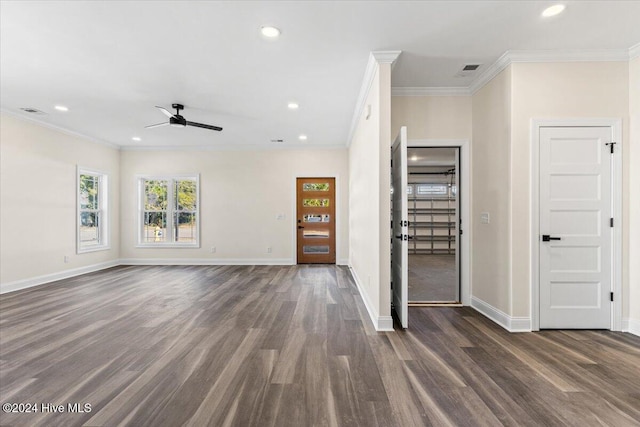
[132,137,141,142]
[288,102,299,110]
[261,26,281,38]
[298,134,308,141]
[54,105,69,112]
[542,4,565,17]
[411,155,418,161]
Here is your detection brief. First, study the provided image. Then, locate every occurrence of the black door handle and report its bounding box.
[298,226,305,229]
[542,234,561,242]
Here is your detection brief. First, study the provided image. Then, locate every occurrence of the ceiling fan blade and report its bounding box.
[155,106,174,118]
[186,121,223,131]
[145,122,169,129]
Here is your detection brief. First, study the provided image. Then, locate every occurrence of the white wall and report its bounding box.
[629,56,640,332]
[348,58,394,330]
[119,148,349,264]
[0,113,120,292]
[470,67,513,314]
[391,95,472,140]
[510,61,630,319]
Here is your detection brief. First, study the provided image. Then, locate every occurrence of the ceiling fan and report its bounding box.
[145,104,222,131]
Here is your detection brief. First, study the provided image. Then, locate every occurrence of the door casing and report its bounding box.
[531,118,623,331]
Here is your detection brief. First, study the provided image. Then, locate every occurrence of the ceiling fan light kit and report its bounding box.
[145,103,223,132]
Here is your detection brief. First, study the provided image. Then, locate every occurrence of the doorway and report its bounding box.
[532,119,623,331]
[296,177,336,264]
[406,147,460,304]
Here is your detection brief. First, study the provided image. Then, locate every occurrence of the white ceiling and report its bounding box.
[2,1,639,148]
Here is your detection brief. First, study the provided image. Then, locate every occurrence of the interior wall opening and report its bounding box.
[406,147,460,304]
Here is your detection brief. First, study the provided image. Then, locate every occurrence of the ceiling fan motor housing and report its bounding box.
[170,115,187,127]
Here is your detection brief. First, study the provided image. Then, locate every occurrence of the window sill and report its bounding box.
[135,244,200,249]
[77,245,110,254]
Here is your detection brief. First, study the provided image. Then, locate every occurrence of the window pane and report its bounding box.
[80,174,99,209]
[302,183,330,191]
[303,245,330,254]
[175,179,197,211]
[303,230,329,238]
[303,214,330,223]
[174,212,197,243]
[145,180,168,210]
[143,211,167,242]
[417,184,448,195]
[80,212,99,244]
[303,199,330,207]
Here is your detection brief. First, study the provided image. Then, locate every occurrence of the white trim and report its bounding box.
[530,118,623,331]
[622,318,640,337]
[120,144,348,152]
[120,258,293,266]
[347,51,401,147]
[407,139,471,306]
[391,87,471,97]
[470,49,633,94]
[0,109,120,149]
[0,260,120,295]
[292,175,341,265]
[471,296,532,332]
[348,265,394,331]
[628,42,640,60]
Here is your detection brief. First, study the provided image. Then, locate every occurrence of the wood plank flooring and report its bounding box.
[0,265,639,426]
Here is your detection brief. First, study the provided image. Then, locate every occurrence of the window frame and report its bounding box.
[77,167,110,253]
[137,174,200,248]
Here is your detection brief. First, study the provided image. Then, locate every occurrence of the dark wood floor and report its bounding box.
[0,265,639,427]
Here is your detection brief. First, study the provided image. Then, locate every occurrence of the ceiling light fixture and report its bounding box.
[261,26,281,38]
[288,102,299,110]
[54,105,69,112]
[411,155,418,161]
[132,137,141,142]
[298,134,308,141]
[542,4,565,17]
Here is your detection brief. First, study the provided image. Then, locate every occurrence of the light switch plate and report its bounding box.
[480,212,490,224]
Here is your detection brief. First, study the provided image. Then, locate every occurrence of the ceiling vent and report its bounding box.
[270,139,284,143]
[20,107,46,115]
[455,64,482,78]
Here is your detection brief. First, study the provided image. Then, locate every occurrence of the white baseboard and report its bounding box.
[471,296,532,332]
[337,258,349,266]
[0,260,120,295]
[348,265,394,332]
[622,318,640,337]
[119,258,295,266]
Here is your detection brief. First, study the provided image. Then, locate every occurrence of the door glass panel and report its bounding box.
[303,245,330,254]
[303,199,330,207]
[302,183,330,191]
[303,214,330,223]
[303,230,329,238]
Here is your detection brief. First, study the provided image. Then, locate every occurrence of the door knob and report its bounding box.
[298,226,305,229]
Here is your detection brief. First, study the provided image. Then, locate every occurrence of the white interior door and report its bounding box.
[392,127,408,328]
[539,126,612,329]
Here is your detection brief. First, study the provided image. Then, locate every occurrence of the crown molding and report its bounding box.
[469,49,633,94]
[1,108,120,150]
[391,86,471,97]
[119,143,347,152]
[347,51,402,147]
[630,42,640,60]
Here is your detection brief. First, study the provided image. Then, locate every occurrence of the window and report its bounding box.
[416,184,448,196]
[77,168,109,253]
[138,175,199,247]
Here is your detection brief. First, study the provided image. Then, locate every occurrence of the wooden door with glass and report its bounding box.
[296,178,336,264]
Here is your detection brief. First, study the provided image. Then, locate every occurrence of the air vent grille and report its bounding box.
[455,63,482,77]
[20,107,46,115]
[270,139,284,143]
[462,64,480,71]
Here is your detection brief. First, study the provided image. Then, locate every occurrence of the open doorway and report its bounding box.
[406,147,460,304]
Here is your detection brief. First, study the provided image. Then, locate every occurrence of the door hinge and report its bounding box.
[606,142,617,154]
[610,218,614,228]
[610,292,614,302]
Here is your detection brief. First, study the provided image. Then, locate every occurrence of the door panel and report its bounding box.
[392,127,408,328]
[539,126,611,329]
[296,178,335,264]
